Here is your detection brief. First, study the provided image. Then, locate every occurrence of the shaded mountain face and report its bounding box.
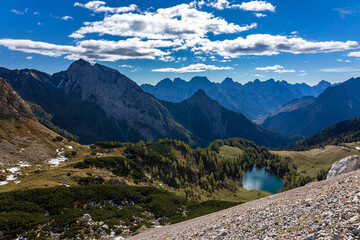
[262,77,360,137]
[161,90,295,147]
[0,60,191,144]
[268,96,316,118]
[288,117,360,150]
[141,77,333,120]
[0,77,35,121]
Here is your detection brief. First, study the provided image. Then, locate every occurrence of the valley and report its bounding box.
[1,61,360,239]
[1,0,360,239]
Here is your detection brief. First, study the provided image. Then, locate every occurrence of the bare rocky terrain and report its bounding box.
[131,169,360,240]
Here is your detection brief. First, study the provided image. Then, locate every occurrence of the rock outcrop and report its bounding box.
[0,77,36,121]
[326,155,360,179]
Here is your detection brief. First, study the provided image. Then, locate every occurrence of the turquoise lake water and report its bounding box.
[242,166,284,194]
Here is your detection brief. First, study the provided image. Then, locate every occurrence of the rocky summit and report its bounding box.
[131,169,360,239]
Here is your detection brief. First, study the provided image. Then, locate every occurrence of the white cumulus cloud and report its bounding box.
[152,63,233,73]
[233,1,276,12]
[0,38,178,61]
[74,1,137,14]
[191,34,359,58]
[62,16,73,21]
[348,51,360,57]
[256,65,295,73]
[69,4,257,39]
[255,13,267,18]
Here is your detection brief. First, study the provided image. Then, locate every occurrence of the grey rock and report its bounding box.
[327,155,360,179]
[81,213,92,225]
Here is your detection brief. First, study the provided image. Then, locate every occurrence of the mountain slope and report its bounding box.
[262,77,360,137]
[142,77,333,120]
[267,95,316,118]
[161,90,294,147]
[131,169,360,240]
[0,78,35,121]
[0,60,192,144]
[288,117,360,150]
[0,78,63,168]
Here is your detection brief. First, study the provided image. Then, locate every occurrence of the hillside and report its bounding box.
[142,77,332,120]
[0,78,65,169]
[161,90,295,147]
[287,117,360,150]
[263,77,360,137]
[131,169,360,239]
[267,95,316,119]
[273,145,358,178]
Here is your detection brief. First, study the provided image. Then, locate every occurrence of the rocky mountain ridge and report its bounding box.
[0,60,192,144]
[141,77,334,120]
[0,60,293,147]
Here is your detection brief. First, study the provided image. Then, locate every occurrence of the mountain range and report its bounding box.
[262,77,360,137]
[161,89,293,147]
[0,60,192,144]
[0,60,293,147]
[141,77,333,120]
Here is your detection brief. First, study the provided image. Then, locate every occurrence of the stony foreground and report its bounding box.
[130,170,360,240]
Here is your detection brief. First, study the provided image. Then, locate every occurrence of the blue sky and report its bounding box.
[1,0,360,85]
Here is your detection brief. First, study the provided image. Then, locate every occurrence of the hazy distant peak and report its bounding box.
[189,76,211,84]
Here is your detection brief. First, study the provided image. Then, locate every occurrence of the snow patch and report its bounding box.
[48,149,68,167]
[18,161,30,167]
[6,175,15,181]
[8,167,20,173]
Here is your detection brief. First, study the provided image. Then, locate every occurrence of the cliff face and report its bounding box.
[50,60,189,142]
[0,77,35,121]
[55,60,178,140]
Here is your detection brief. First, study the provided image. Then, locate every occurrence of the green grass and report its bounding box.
[273,145,358,177]
[219,145,243,159]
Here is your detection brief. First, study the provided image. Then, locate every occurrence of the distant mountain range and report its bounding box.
[0,60,293,147]
[141,77,334,120]
[263,77,360,137]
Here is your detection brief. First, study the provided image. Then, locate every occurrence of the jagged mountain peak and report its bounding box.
[69,58,92,68]
[189,76,211,85]
[185,89,213,104]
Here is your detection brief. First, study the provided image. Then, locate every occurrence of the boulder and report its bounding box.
[326,155,360,179]
[81,213,92,225]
